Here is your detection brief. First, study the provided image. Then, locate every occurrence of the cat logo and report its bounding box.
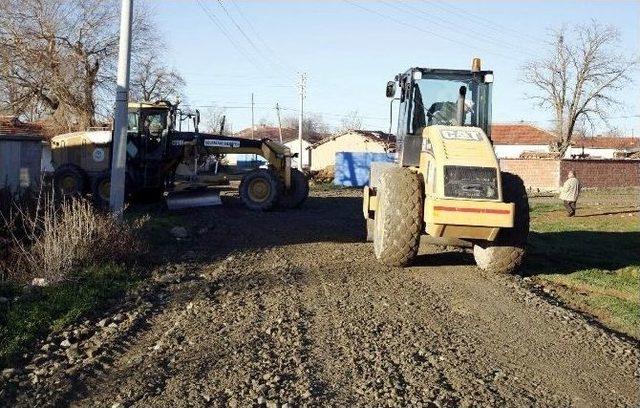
[440,129,482,141]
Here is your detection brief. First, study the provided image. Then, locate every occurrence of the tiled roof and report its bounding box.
[571,136,640,150]
[491,123,555,146]
[311,129,396,148]
[235,126,323,144]
[0,116,44,141]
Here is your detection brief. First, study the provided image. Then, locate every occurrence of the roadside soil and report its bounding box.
[2,189,638,407]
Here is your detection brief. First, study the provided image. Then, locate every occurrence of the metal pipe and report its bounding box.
[456,86,467,126]
[109,0,133,218]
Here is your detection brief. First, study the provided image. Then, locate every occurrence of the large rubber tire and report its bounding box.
[473,172,530,274]
[278,169,309,209]
[91,174,111,209]
[53,165,85,198]
[373,167,424,267]
[239,169,282,211]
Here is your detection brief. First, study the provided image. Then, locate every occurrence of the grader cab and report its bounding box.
[363,59,529,273]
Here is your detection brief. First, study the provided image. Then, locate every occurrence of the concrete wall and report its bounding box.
[499,159,561,191]
[564,147,617,159]
[499,158,640,191]
[560,159,640,188]
[310,133,387,171]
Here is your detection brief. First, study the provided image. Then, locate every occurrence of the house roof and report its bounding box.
[571,136,640,150]
[310,129,396,149]
[491,123,555,146]
[234,126,323,144]
[0,116,44,141]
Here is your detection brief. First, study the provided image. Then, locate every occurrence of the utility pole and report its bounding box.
[251,92,255,140]
[276,103,283,143]
[109,0,133,218]
[297,73,306,170]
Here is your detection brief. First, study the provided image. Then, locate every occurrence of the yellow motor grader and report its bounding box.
[49,101,308,210]
[363,59,529,274]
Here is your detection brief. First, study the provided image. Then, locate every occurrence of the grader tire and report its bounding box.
[473,172,530,274]
[278,169,309,209]
[239,169,282,211]
[53,165,85,198]
[373,167,423,267]
[91,174,111,209]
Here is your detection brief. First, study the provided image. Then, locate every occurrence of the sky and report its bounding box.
[153,0,640,136]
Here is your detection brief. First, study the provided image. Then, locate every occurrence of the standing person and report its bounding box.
[559,170,581,217]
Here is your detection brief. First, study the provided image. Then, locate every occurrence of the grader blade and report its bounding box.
[165,188,222,210]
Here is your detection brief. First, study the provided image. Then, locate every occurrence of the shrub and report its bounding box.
[1,191,144,284]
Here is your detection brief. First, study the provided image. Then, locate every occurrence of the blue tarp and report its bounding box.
[334,152,396,187]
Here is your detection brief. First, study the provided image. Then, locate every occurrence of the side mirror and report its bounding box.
[386,81,397,98]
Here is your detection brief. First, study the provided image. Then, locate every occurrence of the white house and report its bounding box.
[308,130,395,171]
[234,126,323,168]
[491,123,640,159]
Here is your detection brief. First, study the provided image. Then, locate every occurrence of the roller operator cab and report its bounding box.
[363,59,530,273]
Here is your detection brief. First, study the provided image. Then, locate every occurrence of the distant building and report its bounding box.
[234,126,323,168]
[308,130,395,171]
[491,123,555,158]
[491,123,640,159]
[567,136,640,159]
[0,116,44,192]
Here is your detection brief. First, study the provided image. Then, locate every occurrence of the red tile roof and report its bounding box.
[491,124,555,146]
[491,123,640,150]
[0,116,44,141]
[571,136,640,150]
[235,126,323,144]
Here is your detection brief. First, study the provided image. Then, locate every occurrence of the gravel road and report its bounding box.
[3,189,638,407]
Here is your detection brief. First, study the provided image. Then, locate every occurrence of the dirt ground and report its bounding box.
[3,189,639,407]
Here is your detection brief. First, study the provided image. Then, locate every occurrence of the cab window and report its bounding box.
[127,112,138,132]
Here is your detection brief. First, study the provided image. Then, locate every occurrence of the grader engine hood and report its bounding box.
[50,130,112,172]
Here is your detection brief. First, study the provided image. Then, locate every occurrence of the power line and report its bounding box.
[425,0,545,45]
[215,0,293,79]
[227,0,297,74]
[342,0,512,60]
[382,0,539,60]
[195,0,263,71]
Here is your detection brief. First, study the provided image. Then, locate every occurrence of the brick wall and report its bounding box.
[560,159,640,188]
[498,158,640,191]
[499,159,560,191]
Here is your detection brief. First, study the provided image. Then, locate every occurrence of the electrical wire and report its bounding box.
[342,0,512,60]
[195,0,263,72]
[215,0,293,79]
[425,0,545,45]
[227,0,298,74]
[383,0,539,60]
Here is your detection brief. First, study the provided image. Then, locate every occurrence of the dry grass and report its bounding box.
[1,190,144,284]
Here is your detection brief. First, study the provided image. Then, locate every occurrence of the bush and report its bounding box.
[1,191,144,284]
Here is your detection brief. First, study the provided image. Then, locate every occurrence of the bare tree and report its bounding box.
[282,113,329,140]
[204,106,233,135]
[339,110,363,132]
[0,0,175,131]
[522,20,637,155]
[130,55,185,102]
